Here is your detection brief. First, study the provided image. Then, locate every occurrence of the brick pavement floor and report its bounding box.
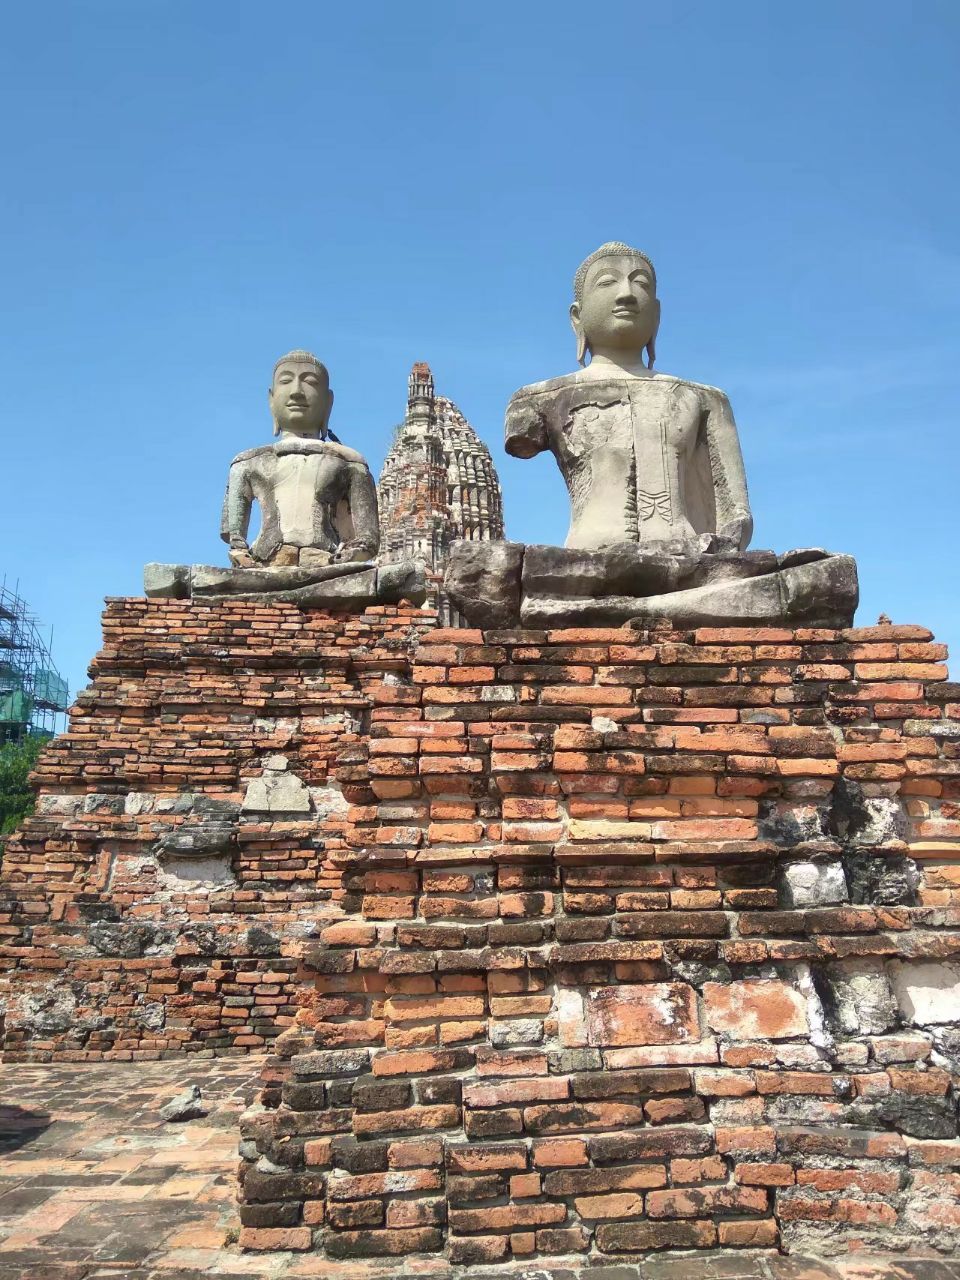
[1,1058,958,1280]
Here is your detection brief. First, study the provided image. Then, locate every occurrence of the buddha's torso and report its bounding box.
[229,439,362,552]
[506,369,712,551]
[269,450,343,547]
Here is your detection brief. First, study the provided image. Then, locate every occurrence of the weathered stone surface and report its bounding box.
[624,550,857,627]
[831,779,910,849]
[156,821,236,861]
[779,547,859,624]
[596,1218,716,1251]
[448,541,856,628]
[246,925,281,957]
[239,1201,303,1228]
[376,561,428,606]
[890,962,960,1026]
[905,717,960,739]
[192,562,371,596]
[524,542,703,604]
[443,541,523,629]
[818,960,898,1036]
[159,1084,208,1123]
[931,1026,960,1074]
[143,561,190,598]
[90,922,166,959]
[292,1049,370,1077]
[871,1093,958,1139]
[242,766,311,814]
[146,559,426,607]
[844,849,919,906]
[273,566,379,606]
[779,860,849,909]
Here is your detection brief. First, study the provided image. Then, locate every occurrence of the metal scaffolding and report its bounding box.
[0,580,69,744]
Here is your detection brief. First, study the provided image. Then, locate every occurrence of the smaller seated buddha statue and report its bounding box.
[144,350,423,608]
[221,350,379,570]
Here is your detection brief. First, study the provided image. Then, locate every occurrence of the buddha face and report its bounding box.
[269,360,333,438]
[571,254,660,361]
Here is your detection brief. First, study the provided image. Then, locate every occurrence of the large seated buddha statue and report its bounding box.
[445,242,857,628]
[145,350,424,608]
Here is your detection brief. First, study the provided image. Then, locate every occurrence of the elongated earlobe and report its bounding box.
[322,388,335,434]
[569,303,589,367]
[646,299,661,369]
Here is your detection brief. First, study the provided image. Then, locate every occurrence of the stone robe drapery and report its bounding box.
[220,438,379,563]
[504,370,752,552]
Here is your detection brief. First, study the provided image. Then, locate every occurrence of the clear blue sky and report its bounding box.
[2,1,957,702]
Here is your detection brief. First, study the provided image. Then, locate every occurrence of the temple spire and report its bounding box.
[377,363,505,625]
[406,361,436,430]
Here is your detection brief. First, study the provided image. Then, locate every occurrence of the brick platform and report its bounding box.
[0,599,436,1058]
[3,602,960,1267]
[1,1058,955,1279]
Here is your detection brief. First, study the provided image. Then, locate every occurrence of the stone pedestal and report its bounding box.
[444,541,859,629]
[4,608,960,1266]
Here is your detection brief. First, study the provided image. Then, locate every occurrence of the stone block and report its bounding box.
[292,1049,370,1077]
[779,860,848,908]
[596,1219,716,1251]
[144,561,189,598]
[443,541,524,628]
[376,561,428,605]
[242,769,311,814]
[890,962,960,1026]
[819,960,897,1036]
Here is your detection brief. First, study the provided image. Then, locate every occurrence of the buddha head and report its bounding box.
[269,350,334,438]
[570,242,659,369]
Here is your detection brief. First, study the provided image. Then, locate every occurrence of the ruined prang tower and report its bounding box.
[377,362,504,623]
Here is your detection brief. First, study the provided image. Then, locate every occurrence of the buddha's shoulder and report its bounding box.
[667,375,730,403]
[228,442,276,465]
[508,368,728,406]
[507,369,600,404]
[228,440,370,466]
[324,441,371,467]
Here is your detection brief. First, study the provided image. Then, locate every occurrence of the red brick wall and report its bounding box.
[0,598,436,1059]
[236,620,960,1262]
[4,604,960,1261]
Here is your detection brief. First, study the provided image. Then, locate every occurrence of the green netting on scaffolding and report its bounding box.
[34,669,69,710]
[0,689,32,726]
